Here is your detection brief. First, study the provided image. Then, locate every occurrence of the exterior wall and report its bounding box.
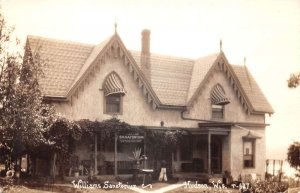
[186,69,265,123]
[230,126,266,180]
[222,135,230,173]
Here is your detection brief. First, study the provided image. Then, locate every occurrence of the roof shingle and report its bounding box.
[27,35,94,97]
[131,51,194,105]
[231,65,274,113]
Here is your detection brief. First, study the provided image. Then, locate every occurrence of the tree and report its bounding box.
[288,73,300,88]
[43,117,81,178]
[287,141,300,178]
[0,13,22,169]
[0,13,56,173]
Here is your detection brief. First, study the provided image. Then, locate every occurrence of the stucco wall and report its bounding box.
[186,69,265,123]
[230,127,266,180]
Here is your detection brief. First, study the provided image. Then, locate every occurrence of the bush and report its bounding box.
[242,181,288,193]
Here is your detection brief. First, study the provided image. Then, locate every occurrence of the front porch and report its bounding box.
[65,124,230,181]
[173,131,229,172]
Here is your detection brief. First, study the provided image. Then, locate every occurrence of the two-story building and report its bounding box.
[25,28,273,181]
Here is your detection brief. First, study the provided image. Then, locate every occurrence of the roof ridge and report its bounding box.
[194,52,220,62]
[27,35,95,47]
[130,50,195,62]
[186,52,221,102]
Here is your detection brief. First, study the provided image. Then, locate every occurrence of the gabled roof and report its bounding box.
[26,33,274,114]
[187,53,220,101]
[131,51,194,106]
[231,65,274,113]
[27,35,94,97]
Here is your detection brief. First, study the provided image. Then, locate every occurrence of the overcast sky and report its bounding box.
[1,0,300,163]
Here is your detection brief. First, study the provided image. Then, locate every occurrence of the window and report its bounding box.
[105,94,122,114]
[212,104,224,119]
[102,72,125,114]
[210,84,230,120]
[243,140,255,168]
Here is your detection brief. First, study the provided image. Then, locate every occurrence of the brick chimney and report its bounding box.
[141,29,151,83]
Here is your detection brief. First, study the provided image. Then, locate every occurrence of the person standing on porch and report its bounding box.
[158,160,167,182]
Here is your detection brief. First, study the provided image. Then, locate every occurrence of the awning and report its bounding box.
[211,84,230,105]
[242,131,262,140]
[103,72,126,96]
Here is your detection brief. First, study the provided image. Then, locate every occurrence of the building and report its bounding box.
[25,28,274,181]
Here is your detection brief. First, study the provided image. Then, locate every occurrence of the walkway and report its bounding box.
[129,183,185,193]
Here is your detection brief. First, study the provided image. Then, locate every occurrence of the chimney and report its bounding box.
[141,29,151,83]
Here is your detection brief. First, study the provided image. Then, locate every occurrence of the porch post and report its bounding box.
[114,132,118,176]
[143,131,147,168]
[208,132,211,175]
[94,133,98,175]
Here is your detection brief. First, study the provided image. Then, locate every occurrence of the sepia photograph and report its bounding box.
[0,0,299,192]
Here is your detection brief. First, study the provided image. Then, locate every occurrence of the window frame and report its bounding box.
[243,139,256,169]
[211,104,225,120]
[104,94,123,115]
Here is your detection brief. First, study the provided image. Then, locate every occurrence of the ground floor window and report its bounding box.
[243,140,255,168]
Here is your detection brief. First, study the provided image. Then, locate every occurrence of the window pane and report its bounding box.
[106,95,121,113]
[244,159,253,168]
[243,141,253,155]
[212,105,224,119]
[243,140,255,168]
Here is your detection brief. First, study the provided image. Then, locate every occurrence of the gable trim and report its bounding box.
[65,34,165,110]
[187,52,255,114]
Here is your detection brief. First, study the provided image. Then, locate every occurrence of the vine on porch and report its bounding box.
[34,118,188,178]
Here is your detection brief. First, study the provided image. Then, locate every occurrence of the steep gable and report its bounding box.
[27,33,164,109]
[187,52,274,114]
[187,53,220,101]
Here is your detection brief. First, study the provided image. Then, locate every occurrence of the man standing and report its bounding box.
[158,160,167,182]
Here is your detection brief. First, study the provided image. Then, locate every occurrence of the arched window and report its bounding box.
[103,72,126,114]
[210,84,230,119]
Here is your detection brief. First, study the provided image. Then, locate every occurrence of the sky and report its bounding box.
[1,0,300,172]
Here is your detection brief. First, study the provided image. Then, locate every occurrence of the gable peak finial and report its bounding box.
[114,20,118,34]
[220,39,223,52]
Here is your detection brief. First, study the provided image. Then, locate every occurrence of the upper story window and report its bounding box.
[106,94,121,114]
[210,84,230,120]
[103,72,126,115]
[212,104,224,119]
